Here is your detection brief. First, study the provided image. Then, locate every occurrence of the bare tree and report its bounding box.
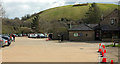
[0,1,4,34]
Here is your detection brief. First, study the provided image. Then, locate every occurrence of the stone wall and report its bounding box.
[100,9,119,28]
[69,30,95,41]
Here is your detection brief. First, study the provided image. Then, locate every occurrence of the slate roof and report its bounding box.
[87,24,98,29]
[101,25,120,31]
[69,24,120,31]
[69,24,98,31]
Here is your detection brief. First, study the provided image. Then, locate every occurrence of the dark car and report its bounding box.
[18,34,22,37]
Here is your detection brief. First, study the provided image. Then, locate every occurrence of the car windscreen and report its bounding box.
[2,36,9,40]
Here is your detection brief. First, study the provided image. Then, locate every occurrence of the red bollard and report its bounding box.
[101,49,107,63]
[102,49,106,57]
[46,38,51,41]
[98,43,102,52]
[102,58,107,63]
[111,60,114,64]
[102,45,105,49]
[101,51,104,57]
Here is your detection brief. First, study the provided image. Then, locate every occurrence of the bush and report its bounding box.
[20,27,33,34]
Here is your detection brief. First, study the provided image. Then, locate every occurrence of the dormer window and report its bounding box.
[111,19,114,25]
[110,18,116,25]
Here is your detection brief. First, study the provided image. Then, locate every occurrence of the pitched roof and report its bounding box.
[101,25,119,31]
[69,24,97,31]
[103,8,119,20]
[87,24,98,29]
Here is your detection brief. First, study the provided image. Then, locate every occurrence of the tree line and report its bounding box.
[2,3,102,34]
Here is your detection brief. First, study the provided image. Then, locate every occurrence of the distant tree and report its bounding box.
[26,14,30,19]
[118,1,120,27]
[14,17,20,20]
[31,15,39,32]
[23,21,31,28]
[21,16,26,20]
[20,27,32,34]
[21,14,31,20]
[85,3,101,24]
[58,18,71,29]
[0,3,5,18]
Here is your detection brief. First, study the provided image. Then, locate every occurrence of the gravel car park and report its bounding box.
[2,37,99,62]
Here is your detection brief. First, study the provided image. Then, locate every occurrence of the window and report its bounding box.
[74,33,83,37]
[110,18,116,25]
[86,34,88,37]
[111,19,114,25]
[78,33,83,37]
[74,33,78,37]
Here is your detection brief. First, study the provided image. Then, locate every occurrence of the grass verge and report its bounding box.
[105,44,120,47]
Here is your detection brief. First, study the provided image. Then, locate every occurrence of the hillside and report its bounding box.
[26,3,118,22]
[2,3,119,34]
[2,18,32,34]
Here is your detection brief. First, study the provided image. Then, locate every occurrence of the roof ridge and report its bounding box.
[84,24,94,30]
[69,24,94,31]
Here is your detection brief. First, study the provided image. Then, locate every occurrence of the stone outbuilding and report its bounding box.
[69,24,98,41]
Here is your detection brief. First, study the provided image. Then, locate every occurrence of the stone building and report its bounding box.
[69,24,97,41]
[96,9,120,41]
[68,9,120,41]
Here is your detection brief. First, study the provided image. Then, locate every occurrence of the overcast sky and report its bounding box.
[1,0,119,19]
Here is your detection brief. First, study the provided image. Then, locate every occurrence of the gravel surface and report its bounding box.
[106,47,118,62]
[2,37,99,62]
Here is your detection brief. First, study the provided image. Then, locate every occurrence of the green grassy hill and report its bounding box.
[26,3,118,22]
[3,3,119,34]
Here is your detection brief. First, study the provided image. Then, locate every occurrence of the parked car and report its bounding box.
[44,33,48,38]
[48,33,53,40]
[13,34,18,37]
[37,33,46,38]
[2,38,8,46]
[0,35,10,47]
[18,34,22,37]
[2,36,11,46]
[22,34,27,36]
[28,34,38,38]
[0,37,5,47]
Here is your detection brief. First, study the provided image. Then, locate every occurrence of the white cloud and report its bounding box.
[1,0,118,19]
[64,0,118,2]
[2,0,58,3]
[49,1,66,8]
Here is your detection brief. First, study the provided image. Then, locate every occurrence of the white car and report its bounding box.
[0,37,8,47]
[2,38,8,46]
[28,34,38,38]
[37,33,45,38]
